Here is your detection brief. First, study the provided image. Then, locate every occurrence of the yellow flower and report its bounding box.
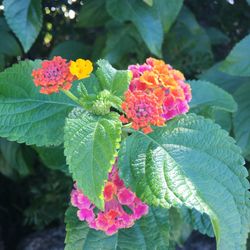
[69,59,93,80]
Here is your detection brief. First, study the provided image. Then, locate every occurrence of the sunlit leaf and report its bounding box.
[119,114,250,250]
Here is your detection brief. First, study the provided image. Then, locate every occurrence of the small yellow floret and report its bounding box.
[69,59,93,80]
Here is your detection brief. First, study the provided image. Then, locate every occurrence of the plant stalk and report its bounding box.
[60,89,82,106]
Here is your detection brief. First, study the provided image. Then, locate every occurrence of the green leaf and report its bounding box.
[106,0,163,57]
[64,108,121,209]
[180,207,214,237]
[143,0,153,6]
[3,0,43,52]
[119,114,250,250]
[111,70,132,97]
[103,23,141,65]
[189,80,237,112]
[199,62,250,93]
[96,60,116,90]
[213,110,232,132]
[152,0,183,33]
[168,207,192,245]
[220,35,250,77]
[0,18,22,56]
[49,40,90,61]
[77,0,110,28]
[206,27,230,45]
[0,60,76,146]
[0,138,32,179]
[0,17,22,70]
[78,74,101,95]
[0,55,4,71]
[96,59,131,98]
[35,145,68,173]
[164,6,213,76]
[233,84,250,160]
[65,205,174,250]
[102,21,148,67]
[0,30,22,56]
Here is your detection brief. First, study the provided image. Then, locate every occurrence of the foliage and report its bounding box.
[220,35,250,77]
[64,109,121,209]
[0,60,76,146]
[3,0,43,52]
[163,6,213,77]
[0,0,250,249]
[233,84,250,160]
[119,114,249,249]
[0,138,33,179]
[0,17,21,70]
[65,206,176,250]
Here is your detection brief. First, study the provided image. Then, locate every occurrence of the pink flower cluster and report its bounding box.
[121,58,192,133]
[71,165,148,235]
[129,58,192,121]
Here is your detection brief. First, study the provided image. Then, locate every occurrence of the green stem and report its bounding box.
[60,89,81,106]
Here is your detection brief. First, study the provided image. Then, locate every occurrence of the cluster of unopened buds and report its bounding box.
[120,57,192,133]
[71,165,148,235]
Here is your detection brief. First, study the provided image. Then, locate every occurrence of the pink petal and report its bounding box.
[77,208,95,223]
[117,188,135,205]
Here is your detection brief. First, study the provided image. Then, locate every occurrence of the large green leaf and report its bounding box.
[164,6,213,76]
[233,84,250,160]
[152,0,183,33]
[0,55,4,71]
[220,35,250,77]
[65,205,174,250]
[199,62,250,93]
[206,27,230,46]
[106,0,163,57]
[77,0,110,28]
[213,110,232,132]
[0,17,22,56]
[3,0,43,52]
[0,17,22,70]
[143,0,153,6]
[189,80,237,112]
[119,114,250,250]
[0,30,22,56]
[35,145,68,173]
[102,23,143,65]
[0,138,32,179]
[64,108,121,209]
[0,60,77,146]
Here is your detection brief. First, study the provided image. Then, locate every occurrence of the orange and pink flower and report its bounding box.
[121,57,192,133]
[120,90,165,134]
[32,56,75,94]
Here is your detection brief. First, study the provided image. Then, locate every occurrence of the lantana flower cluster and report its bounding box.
[120,57,192,133]
[71,165,148,235]
[32,56,93,94]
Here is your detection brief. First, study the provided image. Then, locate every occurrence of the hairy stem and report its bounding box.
[60,89,82,106]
